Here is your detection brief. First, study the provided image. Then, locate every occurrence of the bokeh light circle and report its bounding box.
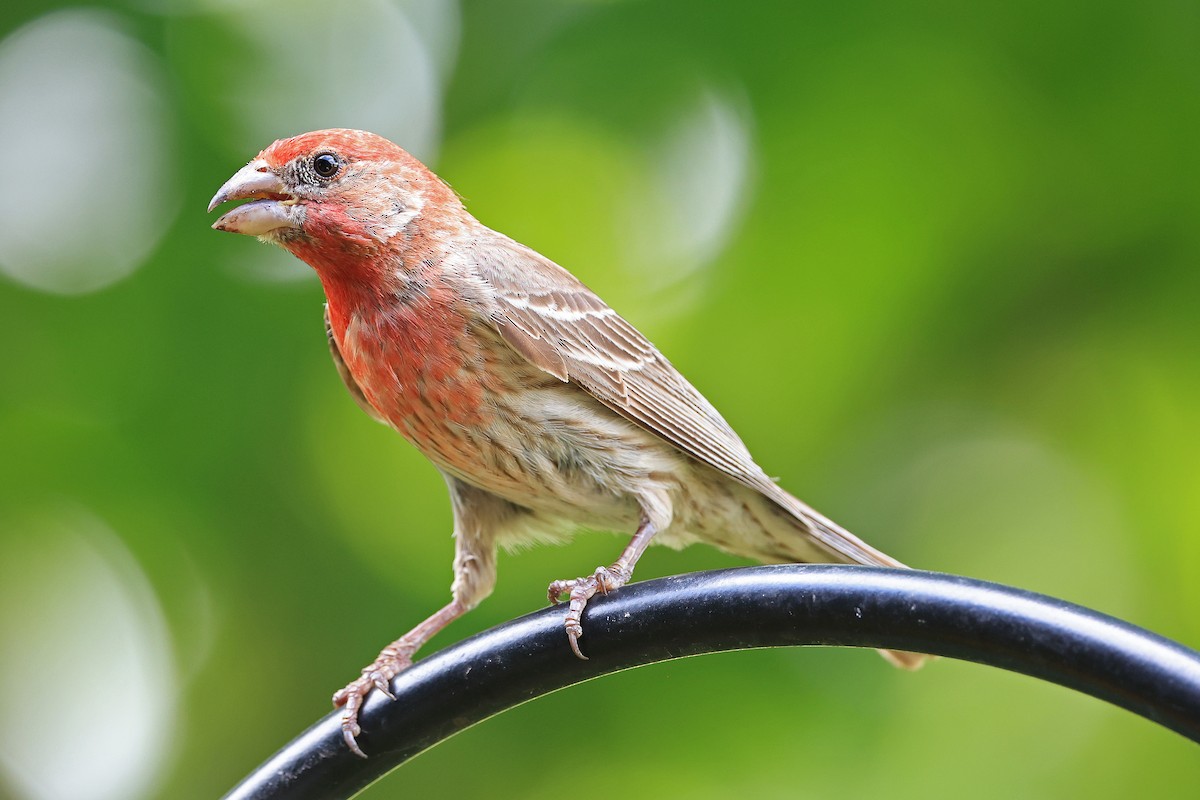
[0,507,177,800]
[0,10,176,295]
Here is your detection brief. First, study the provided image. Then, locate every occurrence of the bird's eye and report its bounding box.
[312,153,341,179]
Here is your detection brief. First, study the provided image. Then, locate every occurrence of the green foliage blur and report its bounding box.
[0,1,1197,798]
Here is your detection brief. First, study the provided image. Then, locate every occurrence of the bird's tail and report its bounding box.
[748,484,931,671]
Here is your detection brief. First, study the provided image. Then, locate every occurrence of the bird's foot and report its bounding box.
[331,644,416,758]
[547,563,630,659]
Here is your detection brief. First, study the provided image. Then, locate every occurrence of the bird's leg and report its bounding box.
[332,600,466,757]
[333,493,497,758]
[548,514,658,659]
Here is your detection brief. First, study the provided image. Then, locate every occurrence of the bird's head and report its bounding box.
[208,129,463,277]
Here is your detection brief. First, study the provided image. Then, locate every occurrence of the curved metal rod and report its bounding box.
[222,566,1200,799]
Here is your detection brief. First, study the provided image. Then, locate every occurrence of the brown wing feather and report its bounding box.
[468,236,908,570]
[470,237,771,492]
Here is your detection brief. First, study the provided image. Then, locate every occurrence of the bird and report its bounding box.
[208,128,926,756]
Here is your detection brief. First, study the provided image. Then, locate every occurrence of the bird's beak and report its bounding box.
[208,159,304,236]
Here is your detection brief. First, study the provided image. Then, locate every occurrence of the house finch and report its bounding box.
[209,129,926,756]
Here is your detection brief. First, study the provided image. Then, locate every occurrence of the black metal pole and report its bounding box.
[222,566,1200,800]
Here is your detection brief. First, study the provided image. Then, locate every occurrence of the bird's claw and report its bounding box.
[331,649,413,757]
[546,578,572,605]
[546,564,630,661]
[372,671,397,700]
[567,626,587,659]
[333,685,367,758]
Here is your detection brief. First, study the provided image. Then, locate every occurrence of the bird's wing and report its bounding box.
[468,236,908,569]
[325,306,387,424]
[469,236,773,494]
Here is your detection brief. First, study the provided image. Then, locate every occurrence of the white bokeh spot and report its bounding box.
[624,89,754,292]
[0,507,177,800]
[0,11,176,295]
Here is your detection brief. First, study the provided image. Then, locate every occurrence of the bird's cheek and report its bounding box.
[304,204,372,246]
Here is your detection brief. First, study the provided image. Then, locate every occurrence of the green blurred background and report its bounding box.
[1,1,1197,797]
